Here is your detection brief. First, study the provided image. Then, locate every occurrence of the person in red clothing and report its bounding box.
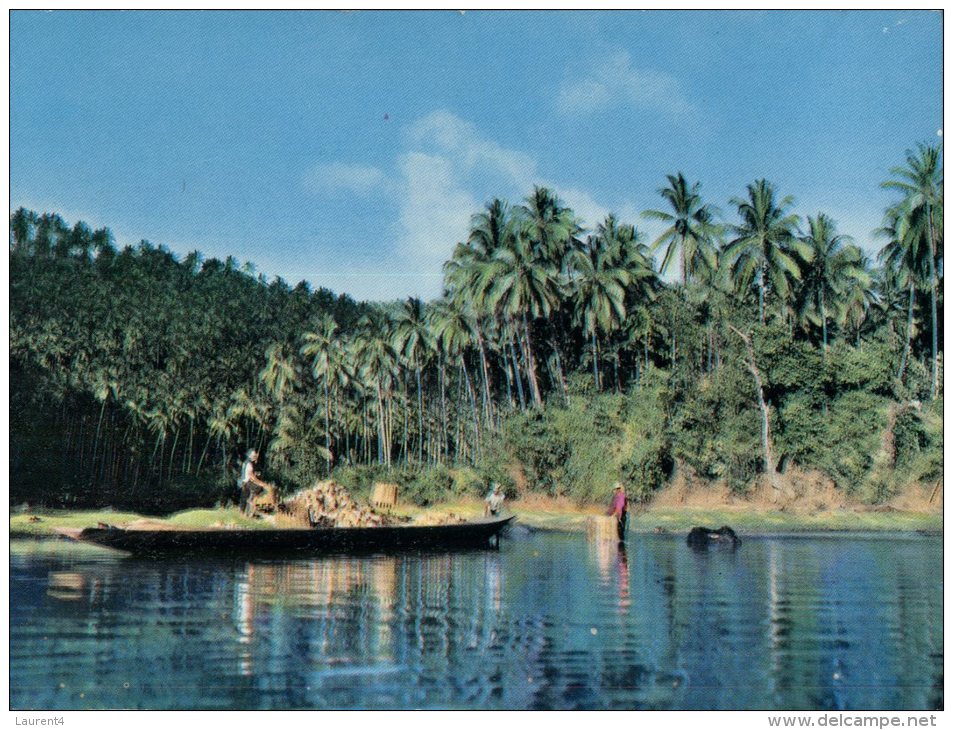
[607,482,628,541]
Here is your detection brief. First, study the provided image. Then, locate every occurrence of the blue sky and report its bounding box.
[11,10,942,301]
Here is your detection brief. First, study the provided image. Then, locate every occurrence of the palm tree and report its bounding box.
[797,213,870,351]
[642,172,719,285]
[259,343,297,405]
[836,251,878,347]
[301,315,352,470]
[877,207,929,381]
[446,198,513,417]
[517,186,580,262]
[882,143,943,398]
[393,297,432,464]
[477,225,562,407]
[10,208,37,253]
[570,215,653,389]
[429,298,482,460]
[351,310,399,466]
[724,179,807,323]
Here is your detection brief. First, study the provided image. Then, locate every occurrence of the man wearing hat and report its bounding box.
[484,482,506,517]
[608,482,628,540]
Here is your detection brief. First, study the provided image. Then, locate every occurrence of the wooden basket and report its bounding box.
[371,482,399,509]
[586,515,619,542]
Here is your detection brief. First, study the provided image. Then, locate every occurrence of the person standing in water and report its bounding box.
[608,482,628,540]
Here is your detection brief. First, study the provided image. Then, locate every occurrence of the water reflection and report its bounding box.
[10,533,943,711]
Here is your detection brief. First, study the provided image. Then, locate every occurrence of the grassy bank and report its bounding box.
[10,500,941,539]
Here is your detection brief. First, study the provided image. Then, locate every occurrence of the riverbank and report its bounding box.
[9,498,941,539]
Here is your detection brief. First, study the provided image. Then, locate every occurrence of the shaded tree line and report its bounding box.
[9,143,943,509]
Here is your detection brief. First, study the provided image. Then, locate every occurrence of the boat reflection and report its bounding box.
[227,551,510,686]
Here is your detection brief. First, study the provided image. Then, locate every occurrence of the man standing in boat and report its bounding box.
[484,482,506,517]
[239,449,274,517]
[608,482,628,540]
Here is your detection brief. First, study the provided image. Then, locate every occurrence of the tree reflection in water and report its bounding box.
[11,533,944,710]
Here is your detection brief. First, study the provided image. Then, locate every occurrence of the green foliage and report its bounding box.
[621,441,672,503]
[670,364,761,490]
[330,463,457,507]
[495,410,567,496]
[9,188,943,512]
[754,323,824,399]
[893,408,927,468]
[817,391,890,490]
[330,464,389,502]
[449,468,487,498]
[826,341,895,396]
[776,393,826,468]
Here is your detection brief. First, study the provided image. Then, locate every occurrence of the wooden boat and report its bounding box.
[57,515,515,557]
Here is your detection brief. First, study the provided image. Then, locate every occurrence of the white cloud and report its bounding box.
[406,110,538,190]
[302,161,387,196]
[557,50,695,122]
[303,109,644,299]
[393,151,478,262]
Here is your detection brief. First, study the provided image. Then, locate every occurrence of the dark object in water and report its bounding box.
[686,525,741,549]
[57,515,515,558]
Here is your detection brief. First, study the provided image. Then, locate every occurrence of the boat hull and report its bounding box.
[64,516,515,557]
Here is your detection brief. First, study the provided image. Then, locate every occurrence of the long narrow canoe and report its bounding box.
[58,515,515,557]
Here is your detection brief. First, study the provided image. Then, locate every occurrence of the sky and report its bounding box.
[10,10,943,302]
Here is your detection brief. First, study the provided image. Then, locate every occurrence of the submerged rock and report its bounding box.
[686,525,741,549]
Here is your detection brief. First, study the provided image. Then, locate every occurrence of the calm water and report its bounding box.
[10,530,942,710]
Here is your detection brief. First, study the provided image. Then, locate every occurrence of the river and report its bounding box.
[10,529,942,710]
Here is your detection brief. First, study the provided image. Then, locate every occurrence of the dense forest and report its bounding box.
[9,144,943,512]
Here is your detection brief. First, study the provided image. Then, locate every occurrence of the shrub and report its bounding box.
[818,391,890,490]
[621,439,672,503]
[893,409,927,468]
[826,342,895,396]
[671,363,761,489]
[450,468,486,498]
[402,466,455,506]
[775,393,826,469]
[331,464,393,502]
[498,410,567,496]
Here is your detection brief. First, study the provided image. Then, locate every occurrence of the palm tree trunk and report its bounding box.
[550,340,569,405]
[474,325,493,423]
[591,329,600,391]
[323,381,332,469]
[758,264,766,324]
[401,378,409,465]
[501,344,515,408]
[461,360,481,460]
[196,431,213,475]
[387,391,395,468]
[439,354,448,463]
[92,398,107,480]
[820,290,828,353]
[521,312,543,407]
[680,236,687,286]
[168,426,180,482]
[416,367,424,464]
[186,416,195,474]
[376,385,385,465]
[508,337,526,409]
[731,326,778,491]
[897,281,915,382]
[926,201,938,399]
[707,325,714,372]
